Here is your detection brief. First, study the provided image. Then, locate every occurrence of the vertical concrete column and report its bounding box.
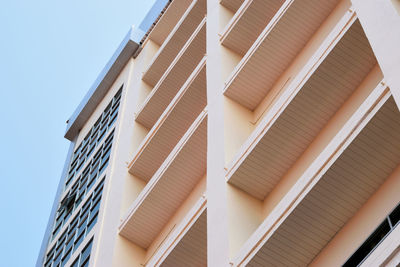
[206,0,230,266]
[92,59,137,267]
[352,0,400,108]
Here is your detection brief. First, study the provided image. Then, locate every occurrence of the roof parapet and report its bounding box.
[64,0,170,141]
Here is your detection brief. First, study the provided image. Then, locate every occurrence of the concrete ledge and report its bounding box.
[64,0,170,141]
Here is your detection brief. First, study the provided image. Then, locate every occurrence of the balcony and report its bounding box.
[120,111,207,249]
[161,210,207,266]
[223,0,341,110]
[220,0,245,13]
[220,0,285,56]
[144,0,206,87]
[234,94,400,266]
[136,17,206,129]
[129,58,207,181]
[226,19,377,200]
[145,197,207,266]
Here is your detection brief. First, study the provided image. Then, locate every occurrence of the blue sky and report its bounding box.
[0,0,155,266]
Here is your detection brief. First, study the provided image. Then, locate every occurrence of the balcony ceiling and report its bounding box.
[161,211,207,267]
[247,96,400,266]
[136,18,206,129]
[224,0,341,110]
[228,20,377,200]
[149,0,194,46]
[144,0,206,87]
[220,0,245,12]
[221,0,285,56]
[129,60,207,181]
[120,114,207,249]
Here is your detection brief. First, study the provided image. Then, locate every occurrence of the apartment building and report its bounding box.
[37,0,400,266]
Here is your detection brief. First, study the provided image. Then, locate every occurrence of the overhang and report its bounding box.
[64,0,170,141]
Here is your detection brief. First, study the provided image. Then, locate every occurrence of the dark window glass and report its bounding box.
[61,247,72,267]
[53,249,63,267]
[80,257,90,267]
[74,232,85,252]
[98,158,109,175]
[80,239,93,265]
[389,203,400,227]
[89,199,100,220]
[87,214,98,234]
[65,233,75,254]
[70,256,80,267]
[86,175,96,192]
[47,173,106,267]
[108,112,118,128]
[44,259,53,267]
[343,219,391,267]
[64,86,121,191]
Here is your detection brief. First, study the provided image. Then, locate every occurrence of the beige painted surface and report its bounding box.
[223,97,254,164]
[136,40,160,112]
[51,0,400,266]
[206,0,231,266]
[90,59,137,267]
[143,175,206,264]
[219,4,234,32]
[92,36,162,267]
[253,0,352,123]
[229,77,389,266]
[368,227,400,267]
[107,40,166,267]
[311,164,400,266]
[111,236,146,267]
[351,0,400,108]
[262,65,383,219]
[227,184,262,258]
[392,0,400,15]
[222,0,353,167]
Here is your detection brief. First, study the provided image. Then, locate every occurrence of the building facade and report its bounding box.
[37,0,400,266]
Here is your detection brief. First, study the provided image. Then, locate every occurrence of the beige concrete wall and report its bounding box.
[223,97,254,165]
[227,184,263,258]
[392,0,400,15]
[352,0,400,108]
[136,40,160,110]
[219,4,234,32]
[66,0,400,266]
[88,58,137,267]
[106,41,161,267]
[253,0,351,124]
[311,163,400,266]
[143,175,206,264]
[87,36,160,267]
[262,65,382,219]
[222,0,352,166]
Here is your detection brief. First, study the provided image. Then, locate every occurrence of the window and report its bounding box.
[343,202,400,267]
[44,178,105,267]
[64,86,122,188]
[51,131,114,240]
[45,86,122,267]
[69,238,94,267]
